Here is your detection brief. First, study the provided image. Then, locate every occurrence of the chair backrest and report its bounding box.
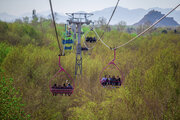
[62,40,73,44]
[64,46,72,50]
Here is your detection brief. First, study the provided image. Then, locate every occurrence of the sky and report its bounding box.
[0,0,180,16]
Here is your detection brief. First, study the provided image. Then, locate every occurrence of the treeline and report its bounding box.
[0,18,180,120]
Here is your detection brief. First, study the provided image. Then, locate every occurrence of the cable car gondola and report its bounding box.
[83,27,98,50]
[86,37,97,43]
[99,49,124,88]
[49,55,74,96]
[62,24,74,52]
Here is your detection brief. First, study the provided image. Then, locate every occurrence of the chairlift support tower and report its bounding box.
[66,13,93,75]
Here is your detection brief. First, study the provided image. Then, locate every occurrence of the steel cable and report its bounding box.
[49,0,62,55]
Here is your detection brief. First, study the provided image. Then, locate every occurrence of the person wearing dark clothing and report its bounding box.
[52,84,57,96]
[67,83,73,89]
[52,84,57,89]
[57,85,62,89]
[115,77,118,86]
[63,83,66,89]
[93,37,96,42]
[106,77,109,86]
[116,76,121,86]
[108,75,112,85]
[111,76,116,87]
[101,75,107,86]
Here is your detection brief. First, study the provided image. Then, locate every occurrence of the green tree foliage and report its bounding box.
[0,19,180,120]
[0,43,12,72]
[0,19,58,46]
[0,21,8,41]
[0,73,30,119]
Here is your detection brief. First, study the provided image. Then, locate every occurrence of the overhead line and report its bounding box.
[99,0,120,39]
[114,3,180,49]
[49,0,62,55]
[96,3,180,50]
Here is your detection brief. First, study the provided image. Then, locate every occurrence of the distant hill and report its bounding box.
[0,12,17,22]
[0,6,180,25]
[90,6,180,25]
[133,10,179,27]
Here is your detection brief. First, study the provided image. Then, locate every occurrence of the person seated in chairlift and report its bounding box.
[89,37,94,42]
[67,83,73,89]
[116,76,121,86]
[115,76,118,86]
[67,28,71,37]
[111,76,116,87]
[89,37,92,42]
[101,75,107,86]
[106,76,109,85]
[63,83,66,89]
[66,80,69,85]
[52,84,57,96]
[108,75,112,85]
[93,37,96,42]
[86,37,90,42]
[57,84,62,89]
[52,84,57,89]
[108,75,111,85]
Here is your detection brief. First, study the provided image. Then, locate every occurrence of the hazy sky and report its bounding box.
[0,0,180,16]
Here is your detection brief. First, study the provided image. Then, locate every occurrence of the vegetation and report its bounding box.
[0,73,30,119]
[0,17,180,120]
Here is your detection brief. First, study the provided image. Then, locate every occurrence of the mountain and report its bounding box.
[90,7,148,25]
[0,12,17,22]
[134,10,179,27]
[148,7,180,24]
[90,6,180,25]
[0,6,180,25]
[20,10,67,23]
[0,11,68,23]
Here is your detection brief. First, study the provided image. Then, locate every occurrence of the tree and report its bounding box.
[14,19,23,24]
[23,17,29,24]
[0,21,8,41]
[95,17,107,31]
[0,73,30,119]
[136,21,153,34]
[117,21,126,32]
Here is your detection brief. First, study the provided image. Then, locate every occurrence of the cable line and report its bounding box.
[93,28,111,49]
[107,0,120,28]
[95,3,180,50]
[82,0,120,50]
[49,0,62,55]
[99,0,120,39]
[114,3,180,49]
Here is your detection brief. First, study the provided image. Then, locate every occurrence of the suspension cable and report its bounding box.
[49,0,62,55]
[99,0,120,39]
[107,0,120,28]
[93,28,111,49]
[96,3,180,50]
[114,3,180,49]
